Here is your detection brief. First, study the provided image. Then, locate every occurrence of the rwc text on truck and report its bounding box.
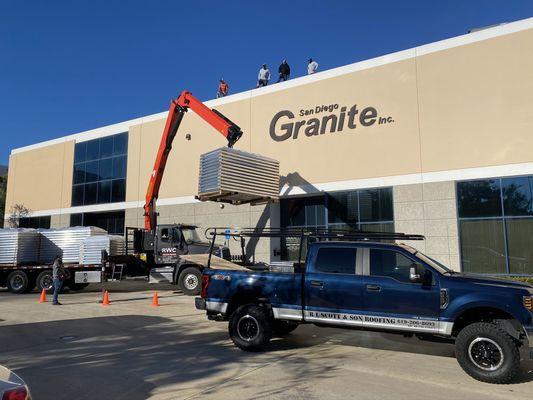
[196,241,533,384]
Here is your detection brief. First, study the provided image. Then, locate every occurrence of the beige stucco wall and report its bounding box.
[5,26,533,213]
[5,141,74,213]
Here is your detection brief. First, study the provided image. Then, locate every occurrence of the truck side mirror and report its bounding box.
[409,266,422,283]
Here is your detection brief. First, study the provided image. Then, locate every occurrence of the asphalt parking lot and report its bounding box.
[0,283,532,400]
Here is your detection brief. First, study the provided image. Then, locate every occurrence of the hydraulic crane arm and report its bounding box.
[144,90,243,232]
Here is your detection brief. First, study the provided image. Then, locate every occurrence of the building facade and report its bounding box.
[6,18,533,275]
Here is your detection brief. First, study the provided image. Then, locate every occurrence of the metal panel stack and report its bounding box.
[0,229,40,265]
[38,227,107,263]
[197,147,279,204]
[79,235,125,265]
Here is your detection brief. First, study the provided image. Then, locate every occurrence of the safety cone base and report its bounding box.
[151,292,160,307]
[102,290,110,306]
[39,289,47,303]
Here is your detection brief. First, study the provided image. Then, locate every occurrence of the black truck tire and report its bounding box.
[455,321,520,383]
[6,270,29,294]
[36,270,54,292]
[229,304,273,351]
[178,267,202,296]
[273,320,299,336]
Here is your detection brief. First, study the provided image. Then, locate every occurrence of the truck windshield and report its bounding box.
[399,244,453,274]
[182,228,202,244]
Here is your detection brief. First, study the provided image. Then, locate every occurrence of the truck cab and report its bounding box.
[129,224,231,295]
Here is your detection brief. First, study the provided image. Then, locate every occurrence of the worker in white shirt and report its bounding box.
[257,64,270,87]
[308,58,319,75]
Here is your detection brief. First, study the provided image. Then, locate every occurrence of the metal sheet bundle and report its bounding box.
[0,229,40,265]
[79,235,125,265]
[38,226,107,263]
[197,147,279,204]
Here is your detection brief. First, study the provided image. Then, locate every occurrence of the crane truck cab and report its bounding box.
[129,224,231,295]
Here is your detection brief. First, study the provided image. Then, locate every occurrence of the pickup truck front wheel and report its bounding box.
[229,304,272,351]
[455,322,520,383]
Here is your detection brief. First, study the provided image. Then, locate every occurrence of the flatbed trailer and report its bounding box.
[0,259,123,294]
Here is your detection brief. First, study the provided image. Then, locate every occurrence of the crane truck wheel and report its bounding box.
[36,270,54,292]
[6,270,29,294]
[178,266,202,296]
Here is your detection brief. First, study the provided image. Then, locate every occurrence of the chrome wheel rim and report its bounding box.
[10,275,24,291]
[237,314,260,342]
[184,274,199,291]
[41,275,53,290]
[468,337,504,371]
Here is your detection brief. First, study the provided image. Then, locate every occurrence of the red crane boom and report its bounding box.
[144,90,243,232]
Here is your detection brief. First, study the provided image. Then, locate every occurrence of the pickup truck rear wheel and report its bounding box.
[178,267,202,296]
[229,304,273,351]
[455,322,520,383]
[273,320,299,336]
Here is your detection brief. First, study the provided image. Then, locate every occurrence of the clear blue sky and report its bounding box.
[1,0,532,164]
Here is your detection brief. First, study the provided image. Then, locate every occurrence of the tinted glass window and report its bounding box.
[86,140,100,161]
[72,133,128,206]
[370,249,415,283]
[111,179,126,203]
[114,133,128,155]
[19,216,51,229]
[84,182,97,205]
[85,161,99,183]
[359,188,393,222]
[505,218,533,275]
[112,156,127,179]
[74,142,86,163]
[314,247,356,274]
[99,158,113,180]
[71,210,125,235]
[73,164,85,185]
[327,191,358,225]
[459,219,506,274]
[97,180,112,203]
[502,176,533,216]
[457,179,502,218]
[100,136,114,158]
[71,185,84,207]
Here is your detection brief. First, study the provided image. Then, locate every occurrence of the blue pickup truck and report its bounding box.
[195,230,533,384]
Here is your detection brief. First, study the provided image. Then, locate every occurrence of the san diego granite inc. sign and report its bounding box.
[269,103,395,142]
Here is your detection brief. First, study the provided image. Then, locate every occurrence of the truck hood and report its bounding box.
[448,273,533,290]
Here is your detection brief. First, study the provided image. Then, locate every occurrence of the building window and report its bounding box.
[70,210,125,235]
[18,216,51,229]
[72,133,128,206]
[457,176,533,275]
[280,188,393,260]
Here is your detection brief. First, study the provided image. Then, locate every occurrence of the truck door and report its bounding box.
[304,244,364,327]
[361,247,441,333]
[156,226,185,264]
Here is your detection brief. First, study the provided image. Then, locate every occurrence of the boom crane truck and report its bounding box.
[0,91,245,295]
[127,90,244,295]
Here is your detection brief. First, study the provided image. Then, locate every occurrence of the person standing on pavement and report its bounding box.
[277,59,290,82]
[257,64,270,87]
[307,58,319,75]
[52,254,69,305]
[217,79,229,98]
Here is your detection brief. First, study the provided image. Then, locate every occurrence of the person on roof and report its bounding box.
[217,79,229,98]
[257,64,270,87]
[277,60,291,82]
[307,58,319,75]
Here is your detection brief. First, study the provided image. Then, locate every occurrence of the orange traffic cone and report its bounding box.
[39,289,47,303]
[151,291,160,307]
[102,290,110,306]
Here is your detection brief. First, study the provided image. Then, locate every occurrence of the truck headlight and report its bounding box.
[524,296,533,311]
